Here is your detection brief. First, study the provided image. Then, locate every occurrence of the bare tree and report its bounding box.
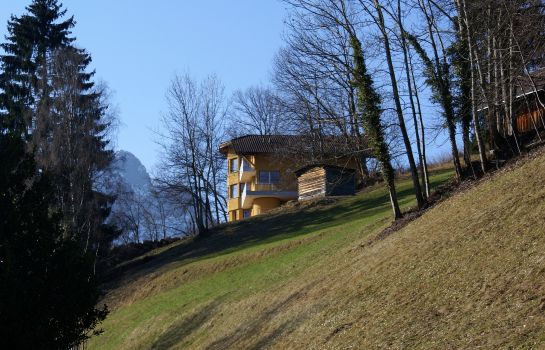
[230,86,288,136]
[448,0,545,170]
[390,0,431,196]
[347,0,425,207]
[110,184,144,244]
[392,0,463,181]
[279,0,402,217]
[352,34,403,218]
[275,0,371,178]
[157,73,228,234]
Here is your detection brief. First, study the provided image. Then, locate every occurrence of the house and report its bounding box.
[481,69,545,136]
[219,135,370,222]
[295,164,356,201]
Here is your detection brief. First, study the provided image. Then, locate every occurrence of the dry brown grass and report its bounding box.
[90,151,545,349]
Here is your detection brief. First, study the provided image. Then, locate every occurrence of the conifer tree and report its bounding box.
[350,35,402,219]
[0,0,117,251]
[0,2,113,345]
[0,0,75,136]
[0,134,108,349]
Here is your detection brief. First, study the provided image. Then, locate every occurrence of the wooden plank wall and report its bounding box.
[516,108,544,133]
[298,167,326,200]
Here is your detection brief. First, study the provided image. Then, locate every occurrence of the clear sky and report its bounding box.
[0,1,287,170]
[1,1,454,172]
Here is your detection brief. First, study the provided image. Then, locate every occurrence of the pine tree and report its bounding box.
[0,2,114,345]
[0,0,117,252]
[350,35,402,219]
[0,0,75,136]
[0,134,108,349]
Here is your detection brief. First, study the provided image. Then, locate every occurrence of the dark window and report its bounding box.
[243,210,251,218]
[270,171,280,183]
[259,170,280,184]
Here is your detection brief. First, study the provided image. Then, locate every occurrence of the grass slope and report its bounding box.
[90,152,545,349]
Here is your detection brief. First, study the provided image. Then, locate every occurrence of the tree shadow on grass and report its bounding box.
[150,294,228,350]
[204,281,318,350]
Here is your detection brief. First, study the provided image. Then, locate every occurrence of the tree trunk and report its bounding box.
[397,0,428,198]
[457,0,487,173]
[409,51,431,197]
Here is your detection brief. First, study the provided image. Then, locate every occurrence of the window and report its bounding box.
[243,210,251,218]
[258,170,280,184]
[270,171,280,183]
[229,184,238,198]
[229,158,238,173]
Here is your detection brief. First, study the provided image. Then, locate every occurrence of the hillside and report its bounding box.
[89,150,545,349]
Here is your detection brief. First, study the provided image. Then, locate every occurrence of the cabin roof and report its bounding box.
[477,68,545,112]
[219,134,371,157]
[514,68,545,98]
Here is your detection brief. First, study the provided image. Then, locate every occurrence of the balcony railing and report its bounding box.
[241,182,298,209]
[253,183,281,192]
[255,183,298,192]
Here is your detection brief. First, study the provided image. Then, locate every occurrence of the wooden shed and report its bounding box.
[295,164,356,201]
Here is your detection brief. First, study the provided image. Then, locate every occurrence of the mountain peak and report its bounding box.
[113,150,151,191]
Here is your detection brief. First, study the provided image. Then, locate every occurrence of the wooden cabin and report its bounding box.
[295,164,356,201]
[477,69,545,141]
[512,70,545,135]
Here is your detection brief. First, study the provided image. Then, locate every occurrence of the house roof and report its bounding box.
[219,134,371,157]
[477,68,545,112]
[294,163,357,177]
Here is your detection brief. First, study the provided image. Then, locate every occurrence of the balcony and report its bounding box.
[240,182,298,209]
[239,159,255,182]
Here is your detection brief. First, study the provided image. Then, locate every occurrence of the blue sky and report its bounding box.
[1,1,454,172]
[0,1,287,170]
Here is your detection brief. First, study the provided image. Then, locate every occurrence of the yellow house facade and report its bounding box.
[219,135,370,222]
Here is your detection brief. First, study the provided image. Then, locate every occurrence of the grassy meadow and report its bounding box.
[90,151,545,349]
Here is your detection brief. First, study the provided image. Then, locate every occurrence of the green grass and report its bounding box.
[90,169,452,349]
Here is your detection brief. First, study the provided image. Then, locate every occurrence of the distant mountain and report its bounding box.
[111,150,152,194]
[106,150,186,241]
